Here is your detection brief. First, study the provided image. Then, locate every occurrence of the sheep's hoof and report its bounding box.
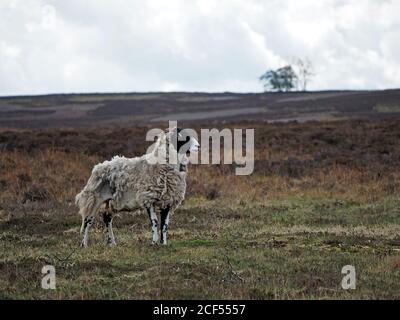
[80,241,88,248]
[107,241,117,246]
[150,240,159,246]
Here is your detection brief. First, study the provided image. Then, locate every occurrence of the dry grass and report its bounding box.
[0,119,400,299]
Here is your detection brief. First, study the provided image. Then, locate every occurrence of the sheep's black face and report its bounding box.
[170,128,200,156]
[177,128,191,153]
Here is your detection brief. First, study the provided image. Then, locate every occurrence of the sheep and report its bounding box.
[75,127,200,247]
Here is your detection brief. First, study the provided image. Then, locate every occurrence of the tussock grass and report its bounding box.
[0,120,400,299]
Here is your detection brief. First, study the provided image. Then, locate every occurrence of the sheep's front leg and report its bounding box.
[103,211,116,246]
[160,207,170,245]
[147,207,159,245]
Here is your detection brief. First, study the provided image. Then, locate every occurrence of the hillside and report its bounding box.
[1,90,400,128]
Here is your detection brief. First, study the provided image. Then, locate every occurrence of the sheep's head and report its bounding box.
[151,127,200,171]
[168,127,200,156]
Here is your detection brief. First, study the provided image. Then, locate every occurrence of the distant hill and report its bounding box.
[0,90,399,128]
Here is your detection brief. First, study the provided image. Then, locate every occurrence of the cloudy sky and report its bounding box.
[0,0,399,96]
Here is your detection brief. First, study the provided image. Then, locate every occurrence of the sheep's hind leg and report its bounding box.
[80,197,103,247]
[160,207,170,245]
[81,215,94,247]
[147,206,159,245]
[103,201,116,246]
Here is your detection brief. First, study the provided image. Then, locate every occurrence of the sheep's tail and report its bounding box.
[75,167,105,233]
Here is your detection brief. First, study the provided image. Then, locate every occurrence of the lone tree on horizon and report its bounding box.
[292,57,314,91]
[259,65,298,92]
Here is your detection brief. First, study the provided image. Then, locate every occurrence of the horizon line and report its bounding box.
[1,88,400,99]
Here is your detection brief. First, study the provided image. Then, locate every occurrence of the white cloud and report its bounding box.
[0,0,399,95]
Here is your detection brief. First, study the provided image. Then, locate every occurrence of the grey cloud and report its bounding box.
[0,0,399,95]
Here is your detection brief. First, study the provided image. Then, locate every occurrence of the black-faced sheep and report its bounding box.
[75,127,200,246]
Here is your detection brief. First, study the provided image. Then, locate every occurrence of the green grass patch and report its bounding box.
[1,195,400,299]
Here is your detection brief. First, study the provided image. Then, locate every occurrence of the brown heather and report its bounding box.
[0,119,400,299]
